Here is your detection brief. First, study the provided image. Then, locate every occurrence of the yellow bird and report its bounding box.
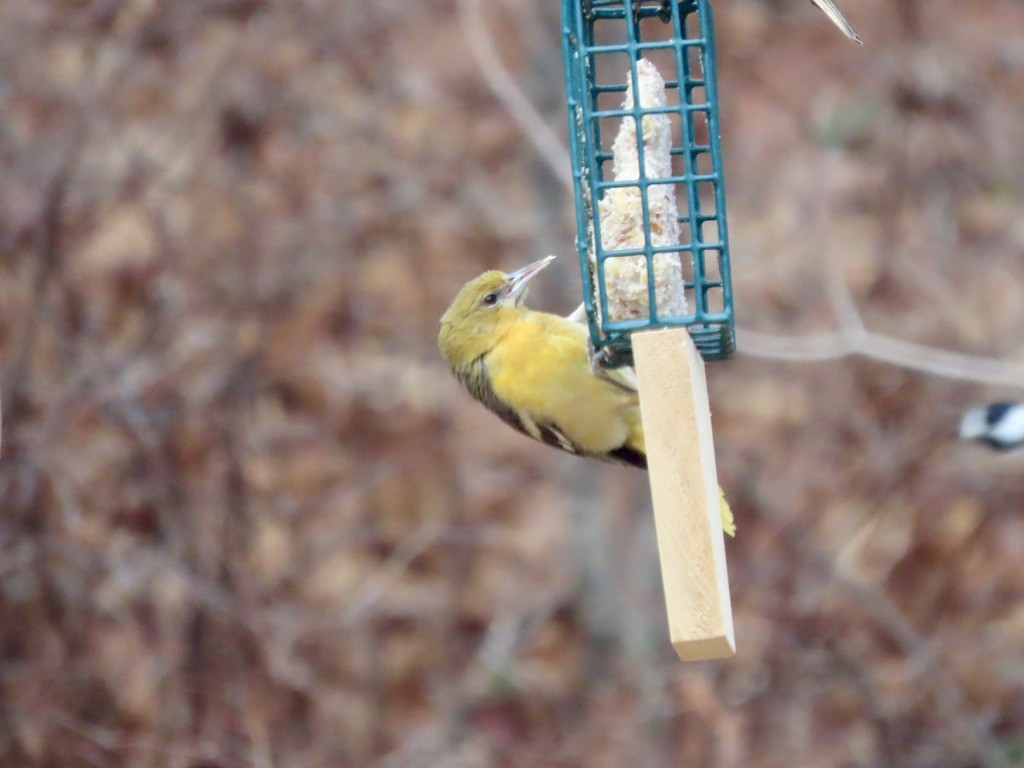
[438,256,735,536]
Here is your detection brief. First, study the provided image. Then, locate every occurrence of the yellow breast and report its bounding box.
[486,312,639,455]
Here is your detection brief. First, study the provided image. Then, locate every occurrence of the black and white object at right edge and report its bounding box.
[961,403,1024,452]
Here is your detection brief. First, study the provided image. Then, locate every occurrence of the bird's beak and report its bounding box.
[505,255,555,305]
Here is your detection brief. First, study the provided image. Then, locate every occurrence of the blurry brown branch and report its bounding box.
[738,328,1024,388]
[760,500,1011,768]
[2,137,85,421]
[455,0,574,190]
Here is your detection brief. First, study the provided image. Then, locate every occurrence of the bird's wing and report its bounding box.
[606,444,646,468]
[462,352,645,467]
[809,0,861,43]
[459,354,588,456]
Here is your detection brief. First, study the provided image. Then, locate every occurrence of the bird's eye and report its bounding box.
[482,292,499,306]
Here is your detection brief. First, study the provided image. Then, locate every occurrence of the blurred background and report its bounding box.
[2,0,1024,766]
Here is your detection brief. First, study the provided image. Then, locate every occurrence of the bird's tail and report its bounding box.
[624,429,736,535]
[719,488,736,537]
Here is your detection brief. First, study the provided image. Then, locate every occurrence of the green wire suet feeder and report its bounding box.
[562,0,735,368]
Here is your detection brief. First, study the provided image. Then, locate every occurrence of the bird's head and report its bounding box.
[438,255,555,369]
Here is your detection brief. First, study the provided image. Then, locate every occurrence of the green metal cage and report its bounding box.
[562,0,735,367]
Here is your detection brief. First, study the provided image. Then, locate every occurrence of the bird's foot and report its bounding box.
[588,340,635,393]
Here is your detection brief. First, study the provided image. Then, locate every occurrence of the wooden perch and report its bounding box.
[633,328,735,662]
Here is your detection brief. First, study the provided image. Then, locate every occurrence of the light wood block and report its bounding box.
[632,327,735,661]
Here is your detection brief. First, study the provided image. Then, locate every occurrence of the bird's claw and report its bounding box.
[588,340,634,392]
